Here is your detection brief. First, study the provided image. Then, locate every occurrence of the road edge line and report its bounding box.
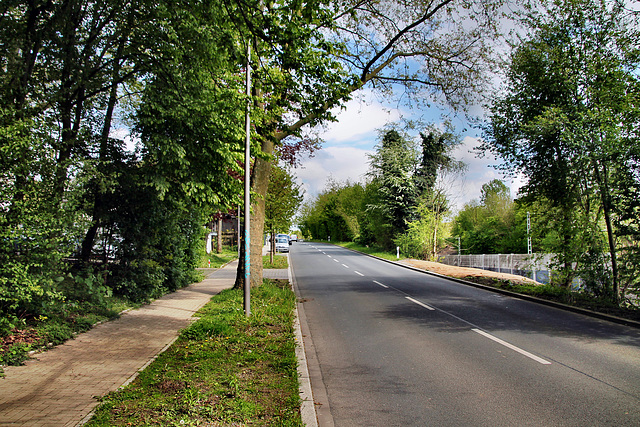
[330,244,640,329]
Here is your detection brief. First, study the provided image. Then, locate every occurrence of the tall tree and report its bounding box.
[227,0,504,286]
[480,0,640,297]
[265,164,304,263]
[367,129,419,242]
[414,125,463,197]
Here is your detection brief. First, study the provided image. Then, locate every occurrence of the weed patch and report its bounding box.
[86,279,302,426]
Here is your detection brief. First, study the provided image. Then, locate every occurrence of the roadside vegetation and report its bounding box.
[0,244,232,370]
[3,0,639,397]
[86,278,301,426]
[200,247,239,269]
[263,254,289,270]
[332,241,407,262]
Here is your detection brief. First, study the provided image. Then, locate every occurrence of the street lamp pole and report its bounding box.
[243,43,251,316]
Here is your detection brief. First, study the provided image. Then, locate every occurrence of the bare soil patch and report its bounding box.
[400,259,540,286]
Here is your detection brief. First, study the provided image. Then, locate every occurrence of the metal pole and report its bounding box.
[527,212,532,255]
[244,43,251,316]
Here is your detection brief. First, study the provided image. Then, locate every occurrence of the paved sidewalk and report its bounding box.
[0,261,238,427]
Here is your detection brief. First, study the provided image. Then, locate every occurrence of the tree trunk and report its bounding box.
[234,137,274,288]
[217,214,223,253]
[593,160,619,301]
[269,230,275,265]
[80,40,124,262]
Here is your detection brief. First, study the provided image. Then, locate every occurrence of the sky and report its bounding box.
[293,89,524,214]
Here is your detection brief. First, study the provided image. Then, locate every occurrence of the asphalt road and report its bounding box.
[290,242,640,427]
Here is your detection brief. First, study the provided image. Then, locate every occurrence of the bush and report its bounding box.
[0,342,32,366]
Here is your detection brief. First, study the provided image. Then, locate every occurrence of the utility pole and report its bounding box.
[527,212,536,282]
[243,43,251,316]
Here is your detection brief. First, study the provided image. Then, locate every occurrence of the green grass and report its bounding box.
[200,246,239,268]
[332,241,406,261]
[263,254,289,269]
[86,279,302,426]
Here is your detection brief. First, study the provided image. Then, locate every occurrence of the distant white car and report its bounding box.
[290,234,298,242]
[276,233,292,245]
[275,237,290,253]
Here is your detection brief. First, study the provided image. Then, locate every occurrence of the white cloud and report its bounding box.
[448,136,525,211]
[319,90,403,147]
[295,146,373,199]
[294,94,527,214]
[293,89,402,200]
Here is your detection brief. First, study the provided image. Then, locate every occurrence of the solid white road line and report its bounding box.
[373,280,389,288]
[472,328,552,365]
[355,271,364,276]
[405,296,435,311]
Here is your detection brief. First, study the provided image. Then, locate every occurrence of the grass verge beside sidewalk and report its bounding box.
[86,278,302,426]
[331,241,405,261]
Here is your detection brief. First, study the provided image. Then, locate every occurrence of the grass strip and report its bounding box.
[331,241,405,261]
[200,247,239,268]
[86,279,302,426]
[263,254,289,270]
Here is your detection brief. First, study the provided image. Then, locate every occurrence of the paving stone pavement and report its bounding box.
[0,261,239,427]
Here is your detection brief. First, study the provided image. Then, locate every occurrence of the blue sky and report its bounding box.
[294,88,524,213]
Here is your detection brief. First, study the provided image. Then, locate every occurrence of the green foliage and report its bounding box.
[56,268,112,307]
[300,123,461,253]
[414,125,464,196]
[367,129,420,237]
[480,0,640,300]
[0,343,32,366]
[0,0,230,330]
[452,180,525,255]
[395,196,451,260]
[266,164,304,236]
[298,179,366,242]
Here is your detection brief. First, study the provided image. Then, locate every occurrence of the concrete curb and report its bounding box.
[290,258,319,427]
[288,256,334,427]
